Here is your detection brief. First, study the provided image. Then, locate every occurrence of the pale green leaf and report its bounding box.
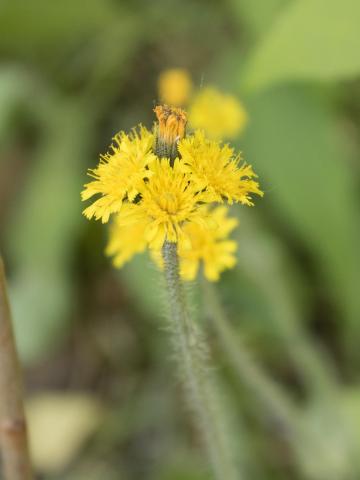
[27,392,103,473]
[6,101,94,363]
[242,0,360,90]
[228,0,289,39]
[0,0,116,54]
[241,86,360,336]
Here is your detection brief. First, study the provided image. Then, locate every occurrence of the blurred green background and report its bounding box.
[1,0,360,478]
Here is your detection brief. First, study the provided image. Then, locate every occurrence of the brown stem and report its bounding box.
[0,257,33,480]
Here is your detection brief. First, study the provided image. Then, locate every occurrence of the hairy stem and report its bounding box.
[162,241,239,480]
[0,257,33,480]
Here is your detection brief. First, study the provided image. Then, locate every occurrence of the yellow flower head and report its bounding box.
[81,126,156,223]
[179,206,238,281]
[188,86,247,140]
[117,158,209,250]
[82,104,263,280]
[179,130,263,205]
[158,68,193,107]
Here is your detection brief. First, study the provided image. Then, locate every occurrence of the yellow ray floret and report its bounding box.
[178,206,238,281]
[119,158,210,251]
[179,130,263,205]
[188,87,247,140]
[105,205,149,268]
[81,126,156,223]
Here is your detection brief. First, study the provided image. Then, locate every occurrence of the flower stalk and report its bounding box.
[0,257,32,480]
[162,241,239,480]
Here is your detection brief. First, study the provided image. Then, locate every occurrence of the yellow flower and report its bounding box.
[81,126,156,223]
[105,205,148,268]
[158,68,193,107]
[118,158,209,250]
[178,206,238,281]
[82,105,263,276]
[145,207,238,281]
[188,87,247,140]
[179,130,263,205]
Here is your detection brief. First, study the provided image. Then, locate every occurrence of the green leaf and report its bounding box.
[6,100,94,363]
[228,0,289,40]
[9,271,72,363]
[242,0,360,91]
[0,0,116,56]
[293,398,359,479]
[241,85,360,338]
[121,253,164,323]
[0,67,37,147]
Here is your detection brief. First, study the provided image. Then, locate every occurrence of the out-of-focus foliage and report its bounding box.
[1,0,360,478]
[242,0,360,90]
[242,86,360,339]
[27,392,103,473]
[7,102,93,361]
[229,0,289,38]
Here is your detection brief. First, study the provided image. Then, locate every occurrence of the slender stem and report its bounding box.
[201,280,360,479]
[162,241,239,480]
[202,279,297,436]
[0,256,33,480]
[233,230,335,396]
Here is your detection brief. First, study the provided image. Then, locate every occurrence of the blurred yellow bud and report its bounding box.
[158,68,193,107]
[189,86,248,140]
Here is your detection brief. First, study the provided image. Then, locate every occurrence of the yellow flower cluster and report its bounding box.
[82,106,263,281]
[107,205,239,281]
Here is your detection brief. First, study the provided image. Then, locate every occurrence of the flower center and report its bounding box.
[159,191,178,215]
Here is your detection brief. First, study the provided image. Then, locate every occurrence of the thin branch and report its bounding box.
[0,256,33,480]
